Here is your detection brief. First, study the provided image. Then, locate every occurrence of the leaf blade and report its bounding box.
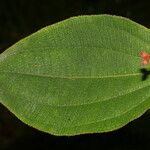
[0,15,150,135]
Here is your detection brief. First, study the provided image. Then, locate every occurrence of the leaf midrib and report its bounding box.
[0,71,140,79]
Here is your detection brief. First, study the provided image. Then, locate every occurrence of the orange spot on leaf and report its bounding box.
[140,51,150,65]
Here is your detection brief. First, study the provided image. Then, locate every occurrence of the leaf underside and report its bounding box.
[0,15,150,136]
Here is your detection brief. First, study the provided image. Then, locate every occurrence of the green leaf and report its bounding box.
[0,15,150,136]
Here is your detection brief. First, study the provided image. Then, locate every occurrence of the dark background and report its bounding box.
[0,0,150,149]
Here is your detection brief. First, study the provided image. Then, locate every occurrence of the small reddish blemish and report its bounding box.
[140,51,150,65]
